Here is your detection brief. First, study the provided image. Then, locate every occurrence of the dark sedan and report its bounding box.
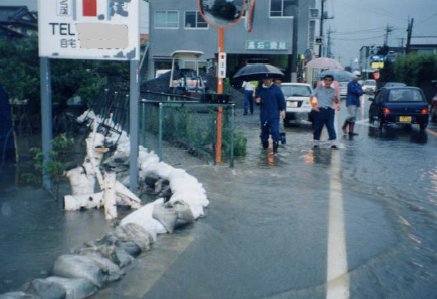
[368,87,429,131]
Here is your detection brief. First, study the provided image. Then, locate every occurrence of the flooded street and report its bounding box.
[94,97,437,299]
[0,171,114,293]
[1,96,437,298]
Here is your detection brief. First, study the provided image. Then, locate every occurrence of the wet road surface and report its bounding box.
[1,95,437,298]
[93,97,437,299]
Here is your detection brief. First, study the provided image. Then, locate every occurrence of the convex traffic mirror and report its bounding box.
[198,0,245,27]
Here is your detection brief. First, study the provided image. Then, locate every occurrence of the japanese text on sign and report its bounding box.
[245,40,290,51]
[218,52,227,79]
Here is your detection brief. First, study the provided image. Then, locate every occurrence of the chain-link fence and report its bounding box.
[139,99,235,167]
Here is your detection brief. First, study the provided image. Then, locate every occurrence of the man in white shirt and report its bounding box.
[242,80,256,115]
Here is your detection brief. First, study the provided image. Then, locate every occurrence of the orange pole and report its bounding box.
[215,27,225,164]
[217,27,224,94]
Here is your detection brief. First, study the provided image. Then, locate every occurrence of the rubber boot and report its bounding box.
[273,141,279,153]
[349,122,358,136]
[262,140,269,149]
[280,132,286,144]
[342,120,349,135]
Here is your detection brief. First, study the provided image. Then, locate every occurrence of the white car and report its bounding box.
[279,83,313,124]
[362,79,376,94]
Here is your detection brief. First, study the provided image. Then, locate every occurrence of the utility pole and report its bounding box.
[291,3,298,82]
[318,0,333,57]
[384,24,393,46]
[405,18,414,54]
[318,0,325,57]
[327,28,334,58]
[319,0,325,57]
[398,38,404,47]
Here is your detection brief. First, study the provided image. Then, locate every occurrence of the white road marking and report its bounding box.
[326,152,350,299]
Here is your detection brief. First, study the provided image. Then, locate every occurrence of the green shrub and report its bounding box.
[21,133,74,199]
[233,131,247,156]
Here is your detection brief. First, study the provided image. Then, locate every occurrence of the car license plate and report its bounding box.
[399,116,412,122]
[287,102,298,108]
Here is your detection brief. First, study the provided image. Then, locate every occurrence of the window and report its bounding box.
[270,0,296,17]
[185,11,208,29]
[155,11,179,29]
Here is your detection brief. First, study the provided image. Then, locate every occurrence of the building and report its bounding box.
[359,45,381,75]
[147,0,316,82]
[0,6,37,39]
[409,36,437,54]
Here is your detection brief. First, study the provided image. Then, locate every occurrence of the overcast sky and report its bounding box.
[4,0,437,67]
[2,0,36,10]
[328,0,437,66]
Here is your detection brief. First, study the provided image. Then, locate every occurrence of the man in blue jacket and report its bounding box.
[342,71,363,136]
[255,77,286,153]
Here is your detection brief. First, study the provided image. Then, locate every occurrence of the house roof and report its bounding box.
[410,36,437,46]
[0,6,37,38]
[0,6,37,28]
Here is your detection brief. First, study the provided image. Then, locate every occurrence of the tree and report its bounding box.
[0,38,129,125]
[394,52,437,100]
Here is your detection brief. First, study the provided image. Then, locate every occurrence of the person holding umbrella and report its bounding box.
[233,64,285,153]
[255,76,286,153]
[311,74,340,149]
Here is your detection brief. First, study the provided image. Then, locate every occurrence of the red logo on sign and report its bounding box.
[83,0,97,16]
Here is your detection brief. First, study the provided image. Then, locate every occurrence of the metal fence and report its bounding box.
[139,98,235,167]
[88,87,236,167]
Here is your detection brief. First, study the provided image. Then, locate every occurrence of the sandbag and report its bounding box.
[45,277,98,299]
[74,236,133,268]
[114,223,153,251]
[64,166,96,196]
[79,254,124,282]
[172,200,195,227]
[23,278,66,299]
[0,292,38,299]
[152,203,178,233]
[52,255,104,288]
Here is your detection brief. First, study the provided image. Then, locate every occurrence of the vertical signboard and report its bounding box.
[38,0,139,60]
[218,52,226,79]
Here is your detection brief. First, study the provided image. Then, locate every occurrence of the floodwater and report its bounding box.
[128,104,437,299]
[0,164,114,293]
[1,98,437,298]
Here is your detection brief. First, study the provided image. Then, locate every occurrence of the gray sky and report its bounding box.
[1,0,37,10]
[4,0,437,67]
[328,0,437,66]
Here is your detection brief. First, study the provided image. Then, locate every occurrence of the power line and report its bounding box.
[334,27,389,35]
[415,12,437,25]
[332,34,385,41]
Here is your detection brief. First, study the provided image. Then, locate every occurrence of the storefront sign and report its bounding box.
[245,40,290,51]
[38,0,139,60]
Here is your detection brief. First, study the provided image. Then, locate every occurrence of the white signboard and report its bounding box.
[218,52,226,79]
[38,0,139,60]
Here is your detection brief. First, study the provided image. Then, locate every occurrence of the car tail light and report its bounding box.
[420,107,429,114]
[383,108,391,115]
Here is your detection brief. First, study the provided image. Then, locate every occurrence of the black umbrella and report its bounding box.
[233,63,284,81]
[319,69,355,82]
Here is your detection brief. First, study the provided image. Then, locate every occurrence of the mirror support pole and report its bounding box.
[215,27,225,164]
